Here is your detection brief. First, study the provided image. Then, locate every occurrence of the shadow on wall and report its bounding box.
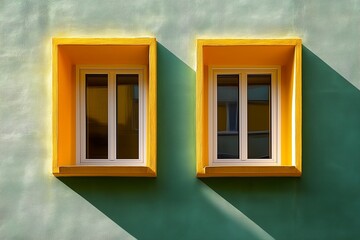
[59,45,360,240]
[201,46,360,239]
[59,43,272,240]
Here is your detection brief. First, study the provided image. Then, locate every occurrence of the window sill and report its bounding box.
[197,166,301,177]
[53,166,156,177]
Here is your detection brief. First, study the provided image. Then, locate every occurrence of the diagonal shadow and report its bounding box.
[59,42,274,240]
[59,44,360,240]
[201,46,360,240]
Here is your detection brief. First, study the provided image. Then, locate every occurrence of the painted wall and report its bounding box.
[1,0,360,239]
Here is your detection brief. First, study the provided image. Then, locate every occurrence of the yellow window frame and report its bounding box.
[196,39,302,177]
[52,38,157,177]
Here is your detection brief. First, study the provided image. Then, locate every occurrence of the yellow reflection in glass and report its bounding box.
[116,74,139,159]
[247,74,271,159]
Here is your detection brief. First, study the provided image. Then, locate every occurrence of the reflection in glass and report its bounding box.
[247,74,271,159]
[86,74,108,159]
[116,74,139,159]
[217,75,239,159]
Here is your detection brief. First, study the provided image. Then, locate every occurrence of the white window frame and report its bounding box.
[209,67,281,166]
[76,65,147,166]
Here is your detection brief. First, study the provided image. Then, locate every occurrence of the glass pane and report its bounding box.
[247,74,271,159]
[217,75,239,159]
[86,74,108,159]
[116,74,139,159]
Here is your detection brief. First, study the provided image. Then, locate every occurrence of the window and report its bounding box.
[196,39,302,177]
[52,38,157,176]
[209,68,278,166]
[77,67,146,166]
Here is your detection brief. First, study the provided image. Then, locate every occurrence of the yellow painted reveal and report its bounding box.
[196,38,302,177]
[52,38,157,177]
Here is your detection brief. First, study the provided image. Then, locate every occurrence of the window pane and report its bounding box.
[247,74,271,159]
[116,74,139,159]
[86,74,108,159]
[217,75,239,159]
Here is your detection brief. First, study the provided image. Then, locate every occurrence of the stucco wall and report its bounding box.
[1,1,360,239]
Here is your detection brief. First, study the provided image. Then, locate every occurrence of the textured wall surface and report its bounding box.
[0,0,360,239]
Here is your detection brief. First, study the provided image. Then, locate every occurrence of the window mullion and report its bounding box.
[108,71,116,161]
[240,72,247,161]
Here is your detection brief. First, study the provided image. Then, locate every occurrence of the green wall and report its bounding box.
[1,1,360,239]
[60,44,360,240]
